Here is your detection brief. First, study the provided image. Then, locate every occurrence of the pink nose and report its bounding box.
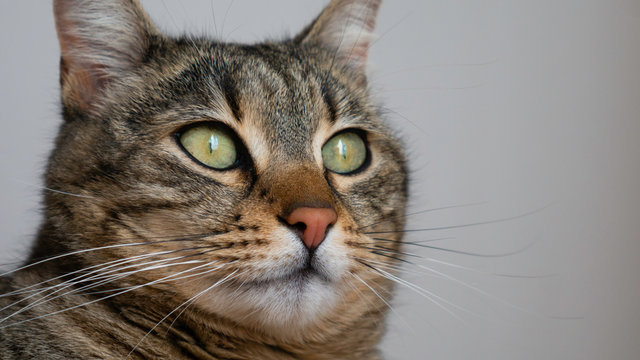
[285,207,337,250]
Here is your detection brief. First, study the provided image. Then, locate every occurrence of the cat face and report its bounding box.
[47,0,406,337]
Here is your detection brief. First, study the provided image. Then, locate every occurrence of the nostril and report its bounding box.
[284,207,337,250]
[289,222,306,237]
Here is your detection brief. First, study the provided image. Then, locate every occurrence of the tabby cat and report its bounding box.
[0,0,407,358]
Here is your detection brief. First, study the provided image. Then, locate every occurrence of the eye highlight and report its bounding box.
[322,131,368,174]
[179,123,237,169]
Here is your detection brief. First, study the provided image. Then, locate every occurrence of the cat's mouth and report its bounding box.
[285,267,323,283]
[249,264,330,289]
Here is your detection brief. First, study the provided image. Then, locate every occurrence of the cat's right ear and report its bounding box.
[53,0,158,112]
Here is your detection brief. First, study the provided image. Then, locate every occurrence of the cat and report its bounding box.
[0,0,407,358]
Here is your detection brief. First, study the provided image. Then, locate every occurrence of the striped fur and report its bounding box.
[0,0,407,358]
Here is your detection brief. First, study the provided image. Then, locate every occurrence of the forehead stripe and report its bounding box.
[321,83,338,124]
[221,73,243,123]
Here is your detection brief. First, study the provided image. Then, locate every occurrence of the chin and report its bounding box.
[193,233,351,334]
[194,271,342,336]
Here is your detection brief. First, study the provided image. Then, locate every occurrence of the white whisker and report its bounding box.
[14,180,96,199]
[0,250,193,313]
[0,261,220,329]
[126,268,239,358]
[0,240,200,278]
[415,263,535,316]
[1,256,206,323]
[83,262,224,296]
[350,272,394,313]
[1,247,208,299]
[358,260,472,322]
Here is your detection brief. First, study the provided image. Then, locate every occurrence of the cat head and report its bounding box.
[44,0,407,341]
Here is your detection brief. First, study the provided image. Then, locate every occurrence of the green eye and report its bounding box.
[179,124,237,169]
[322,131,368,174]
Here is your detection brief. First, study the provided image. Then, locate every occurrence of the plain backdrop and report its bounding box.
[1,1,639,359]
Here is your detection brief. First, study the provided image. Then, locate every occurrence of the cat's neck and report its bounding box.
[9,261,385,360]
[116,291,386,359]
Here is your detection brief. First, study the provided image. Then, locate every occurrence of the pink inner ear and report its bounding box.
[60,58,110,110]
[53,0,157,110]
[56,12,103,109]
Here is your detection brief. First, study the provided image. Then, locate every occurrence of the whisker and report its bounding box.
[350,272,397,316]
[0,248,201,299]
[373,238,535,258]
[3,243,227,302]
[357,202,486,231]
[81,261,225,296]
[15,180,96,199]
[39,246,228,300]
[382,107,428,136]
[352,257,405,274]
[126,268,239,358]
[356,259,474,322]
[365,205,550,235]
[355,256,442,279]
[364,238,549,279]
[0,251,193,312]
[492,273,557,279]
[356,244,421,259]
[0,231,227,278]
[40,187,96,199]
[372,236,456,245]
[1,256,209,323]
[161,267,241,335]
[366,250,414,265]
[219,0,235,39]
[359,243,554,283]
[414,263,536,316]
[423,257,556,279]
[227,276,249,299]
[0,260,225,329]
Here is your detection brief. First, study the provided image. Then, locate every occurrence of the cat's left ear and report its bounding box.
[53,0,159,112]
[296,0,381,78]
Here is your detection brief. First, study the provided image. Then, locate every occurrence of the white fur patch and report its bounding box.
[192,224,353,332]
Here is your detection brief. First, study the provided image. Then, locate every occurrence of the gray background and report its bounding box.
[1,1,639,359]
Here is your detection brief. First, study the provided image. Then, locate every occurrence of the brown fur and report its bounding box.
[0,0,407,358]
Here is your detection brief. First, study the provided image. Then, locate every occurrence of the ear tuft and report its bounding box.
[53,0,157,110]
[297,0,381,75]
